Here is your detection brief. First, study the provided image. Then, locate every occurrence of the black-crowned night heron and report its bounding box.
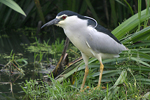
[41,10,127,90]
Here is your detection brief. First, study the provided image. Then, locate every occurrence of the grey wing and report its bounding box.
[86,30,126,54]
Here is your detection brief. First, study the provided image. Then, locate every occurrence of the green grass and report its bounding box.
[21,64,150,100]
[21,49,150,99]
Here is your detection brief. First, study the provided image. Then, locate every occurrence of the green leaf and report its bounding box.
[0,0,26,16]
[130,57,150,67]
[122,26,150,43]
[112,8,150,39]
[93,70,121,77]
[128,40,150,48]
[104,70,127,100]
[137,78,150,85]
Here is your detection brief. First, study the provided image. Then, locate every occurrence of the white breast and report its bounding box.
[64,27,93,54]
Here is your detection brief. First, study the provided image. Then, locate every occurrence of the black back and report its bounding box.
[95,25,121,44]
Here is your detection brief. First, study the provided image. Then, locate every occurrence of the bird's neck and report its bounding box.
[63,24,87,37]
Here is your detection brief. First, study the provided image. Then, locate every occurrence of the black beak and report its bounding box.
[41,18,60,29]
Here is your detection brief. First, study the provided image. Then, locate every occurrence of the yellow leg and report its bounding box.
[97,61,104,88]
[80,66,89,90]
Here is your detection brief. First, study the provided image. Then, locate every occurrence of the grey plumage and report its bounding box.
[86,27,126,54]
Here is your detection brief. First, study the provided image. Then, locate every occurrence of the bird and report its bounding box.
[41,10,127,91]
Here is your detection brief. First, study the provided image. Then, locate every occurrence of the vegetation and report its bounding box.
[0,0,26,16]
[0,0,150,100]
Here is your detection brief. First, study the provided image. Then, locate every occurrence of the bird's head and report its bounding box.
[41,10,97,29]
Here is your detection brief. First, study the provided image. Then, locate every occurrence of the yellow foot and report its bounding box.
[93,86,100,90]
[93,86,106,91]
[80,86,90,92]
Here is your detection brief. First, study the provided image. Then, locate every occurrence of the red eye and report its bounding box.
[62,16,67,20]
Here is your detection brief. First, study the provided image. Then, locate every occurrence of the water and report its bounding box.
[0,32,55,99]
[0,63,52,99]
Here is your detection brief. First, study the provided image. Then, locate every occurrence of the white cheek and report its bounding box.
[56,21,65,27]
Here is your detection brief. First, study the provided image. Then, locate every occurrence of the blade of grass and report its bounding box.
[122,26,150,43]
[144,0,150,28]
[34,0,45,23]
[138,0,142,31]
[115,0,126,7]
[124,0,134,15]
[130,57,150,67]
[110,0,117,27]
